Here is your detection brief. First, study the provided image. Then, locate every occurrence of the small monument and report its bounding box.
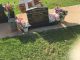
[0,4,8,23]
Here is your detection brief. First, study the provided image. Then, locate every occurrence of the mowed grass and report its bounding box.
[0,0,80,14]
[0,25,80,60]
[42,0,80,8]
[0,0,80,60]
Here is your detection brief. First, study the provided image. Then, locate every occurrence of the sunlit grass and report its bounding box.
[0,25,80,60]
[0,0,80,60]
[0,0,80,14]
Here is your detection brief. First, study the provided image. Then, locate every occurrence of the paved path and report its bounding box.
[0,23,21,38]
[69,38,80,60]
[0,5,80,38]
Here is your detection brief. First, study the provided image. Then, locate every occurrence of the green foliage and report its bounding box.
[0,25,80,60]
[42,0,80,8]
[0,0,80,14]
[0,0,80,60]
[0,0,20,14]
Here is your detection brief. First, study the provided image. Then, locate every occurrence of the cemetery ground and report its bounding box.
[0,0,80,60]
[0,0,80,14]
[0,25,80,60]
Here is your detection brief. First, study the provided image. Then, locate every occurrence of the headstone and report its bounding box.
[0,4,8,23]
[8,9,17,32]
[27,7,49,27]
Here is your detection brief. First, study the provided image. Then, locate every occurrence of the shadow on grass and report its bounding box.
[16,33,39,44]
[16,25,80,44]
[1,23,80,44]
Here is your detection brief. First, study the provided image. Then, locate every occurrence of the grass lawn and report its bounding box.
[0,0,80,14]
[0,0,80,60]
[42,0,80,8]
[0,25,80,60]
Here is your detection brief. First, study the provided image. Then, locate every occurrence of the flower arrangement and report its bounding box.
[4,3,13,12]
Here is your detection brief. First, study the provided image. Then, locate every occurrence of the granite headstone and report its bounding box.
[0,4,8,23]
[27,7,49,28]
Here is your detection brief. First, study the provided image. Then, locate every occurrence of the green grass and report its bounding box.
[0,0,19,14]
[0,0,80,60]
[42,0,80,8]
[0,25,80,60]
[0,0,80,14]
